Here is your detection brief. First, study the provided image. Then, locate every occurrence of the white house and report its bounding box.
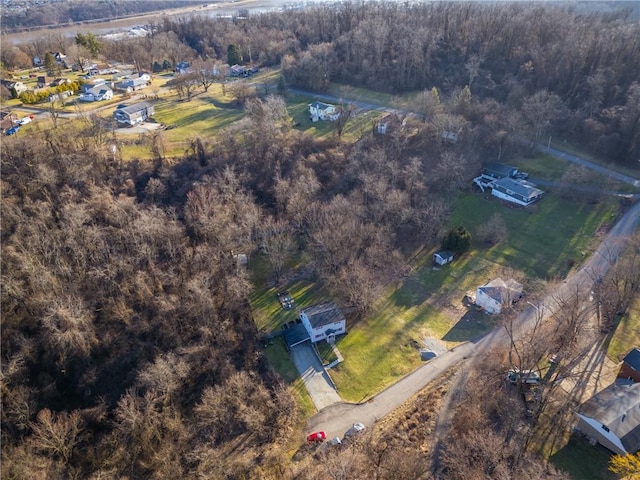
[300,302,346,343]
[575,382,640,455]
[79,85,113,102]
[475,278,523,314]
[433,250,454,266]
[113,101,155,126]
[309,101,339,122]
[491,177,544,207]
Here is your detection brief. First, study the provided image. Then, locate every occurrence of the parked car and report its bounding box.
[16,115,34,125]
[506,369,540,385]
[277,291,295,310]
[5,125,20,135]
[344,423,365,438]
[307,431,326,442]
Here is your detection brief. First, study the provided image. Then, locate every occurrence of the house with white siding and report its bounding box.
[300,303,346,343]
[475,278,523,314]
[575,382,640,455]
[309,101,339,122]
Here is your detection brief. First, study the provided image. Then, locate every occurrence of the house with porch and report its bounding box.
[575,382,640,455]
[475,278,523,314]
[490,177,544,207]
[309,101,339,122]
[300,302,346,343]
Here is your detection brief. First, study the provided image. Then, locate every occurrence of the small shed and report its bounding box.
[433,250,454,266]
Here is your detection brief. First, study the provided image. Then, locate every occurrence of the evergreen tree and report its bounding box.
[441,226,472,254]
[227,44,242,66]
[44,52,56,74]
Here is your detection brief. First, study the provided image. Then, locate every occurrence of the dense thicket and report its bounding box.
[0,130,296,478]
[151,2,639,164]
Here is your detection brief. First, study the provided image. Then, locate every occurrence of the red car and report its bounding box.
[307,431,327,442]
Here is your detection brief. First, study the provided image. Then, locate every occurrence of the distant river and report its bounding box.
[2,0,342,45]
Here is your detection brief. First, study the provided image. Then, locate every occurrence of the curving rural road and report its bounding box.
[306,146,640,440]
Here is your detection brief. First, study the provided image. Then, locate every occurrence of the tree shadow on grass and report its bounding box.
[549,435,616,480]
[442,308,498,342]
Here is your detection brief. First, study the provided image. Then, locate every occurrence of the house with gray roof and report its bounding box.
[491,177,544,206]
[300,302,346,343]
[483,162,520,179]
[475,278,523,314]
[113,101,154,126]
[575,382,640,455]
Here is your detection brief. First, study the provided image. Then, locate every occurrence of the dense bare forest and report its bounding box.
[150,2,638,163]
[2,2,640,479]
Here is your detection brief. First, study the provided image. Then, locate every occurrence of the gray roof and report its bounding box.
[623,348,640,372]
[118,101,152,114]
[493,177,544,200]
[484,162,517,178]
[283,322,310,347]
[301,302,346,329]
[478,278,522,304]
[579,382,640,453]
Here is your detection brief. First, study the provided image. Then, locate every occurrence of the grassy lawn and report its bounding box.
[328,293,459,402]
[324,82,395,106]
[606,295,640,362]
[286,92,377,141]
[550,435,617,480]
[263,337,316,417]
[551,140,640,179]
[450,190,618,279]
[316,341,338,365]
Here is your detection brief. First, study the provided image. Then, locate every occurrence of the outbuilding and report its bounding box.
[433,250,454,266]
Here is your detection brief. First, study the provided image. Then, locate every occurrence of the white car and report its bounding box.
[344,423,365,437]
[16,116,33,125]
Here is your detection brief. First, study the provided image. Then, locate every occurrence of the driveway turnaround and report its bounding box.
[290,342,342,410]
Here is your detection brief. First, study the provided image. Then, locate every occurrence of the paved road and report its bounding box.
[538,145,640,189]
[307,147,640,439]
[290,343,342,410]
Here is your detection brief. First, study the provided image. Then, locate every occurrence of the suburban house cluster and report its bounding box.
[575,348,640,455]
[474,162,544,207]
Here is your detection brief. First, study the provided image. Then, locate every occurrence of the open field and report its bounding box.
[451,191,619,279]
